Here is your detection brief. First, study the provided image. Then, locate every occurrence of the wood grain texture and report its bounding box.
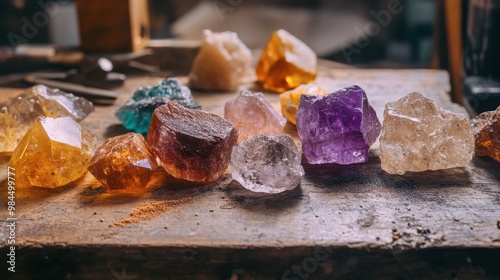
[1,69,499,279]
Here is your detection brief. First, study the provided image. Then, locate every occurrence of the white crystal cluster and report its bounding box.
[189,30,252,91]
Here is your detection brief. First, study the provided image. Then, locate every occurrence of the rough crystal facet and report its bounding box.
[116,78,200,134]
[470,106,500,162]
[380,92,475,174]
[296,85,381,165]
[9,117,97,188]
[29,84,94,121]
[148,102,238,183]
[224,90,286,142]
[256,29,317,92]
[230,134,304,194]
[0,85,93,153]
[0,93,44,153]
[87,133,157,194]
[280,83,327,125]
[189,30,252,91]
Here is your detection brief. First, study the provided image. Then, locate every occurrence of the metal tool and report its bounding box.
[24,75,118,101]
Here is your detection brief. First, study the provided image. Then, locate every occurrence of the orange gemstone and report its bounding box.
[470,106,500,162]
[256,29,317,93]
[279,83,327,125]
[87,133,157,194]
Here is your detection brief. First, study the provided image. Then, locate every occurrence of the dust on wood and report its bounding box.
[110,197,194,227]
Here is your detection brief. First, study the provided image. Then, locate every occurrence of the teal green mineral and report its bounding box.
[116,78,200,134]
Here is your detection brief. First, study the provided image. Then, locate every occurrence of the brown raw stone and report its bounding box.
[148,102,238,183]
[470,106,500,162]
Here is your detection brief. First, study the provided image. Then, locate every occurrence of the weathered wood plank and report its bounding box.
[1,69,499,279]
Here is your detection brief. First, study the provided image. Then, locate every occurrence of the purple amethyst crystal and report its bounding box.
[296,85,381,165]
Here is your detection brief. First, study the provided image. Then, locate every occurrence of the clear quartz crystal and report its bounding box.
[230,134,304,194]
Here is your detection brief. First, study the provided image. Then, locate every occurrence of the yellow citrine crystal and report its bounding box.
[256,29,317,93]
[9,116,97,188]
[279,83,327,125]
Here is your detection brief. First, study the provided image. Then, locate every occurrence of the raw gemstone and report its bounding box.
[148,101,238,183]
[224,90,286,142]
[116,78,200,134]
[280,83,327,125]
[256,29,317,92]
[0,92,44,153]
[380,92,475,175]
[29,84,94,121]
[296,85,381,165]
[189,30,252,91]
[470,106,500,162]
[0,85,93,153]
[9,117,97,188]
[230,134,304,194]
[87,133,157,194]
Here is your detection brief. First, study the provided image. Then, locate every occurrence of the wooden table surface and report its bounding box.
[1,69,500,280]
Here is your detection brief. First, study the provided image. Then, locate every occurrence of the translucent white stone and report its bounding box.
[230,134,304,194]
[380,92,474,174]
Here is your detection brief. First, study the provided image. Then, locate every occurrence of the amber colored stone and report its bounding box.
[0,92,44,153]
[279,83,327,125]
[87,133,157,194]
[9,117,97,188]
[148,102,238,183]
[470,106,500,162]
[256,29,317,92]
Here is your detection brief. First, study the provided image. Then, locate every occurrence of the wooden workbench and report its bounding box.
[1,69,499,280]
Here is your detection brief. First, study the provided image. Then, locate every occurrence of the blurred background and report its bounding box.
[0,0,437,67]
[0,0,499,112]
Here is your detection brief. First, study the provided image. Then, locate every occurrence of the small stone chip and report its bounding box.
[470,106,500,162]
[279,83,327,125]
